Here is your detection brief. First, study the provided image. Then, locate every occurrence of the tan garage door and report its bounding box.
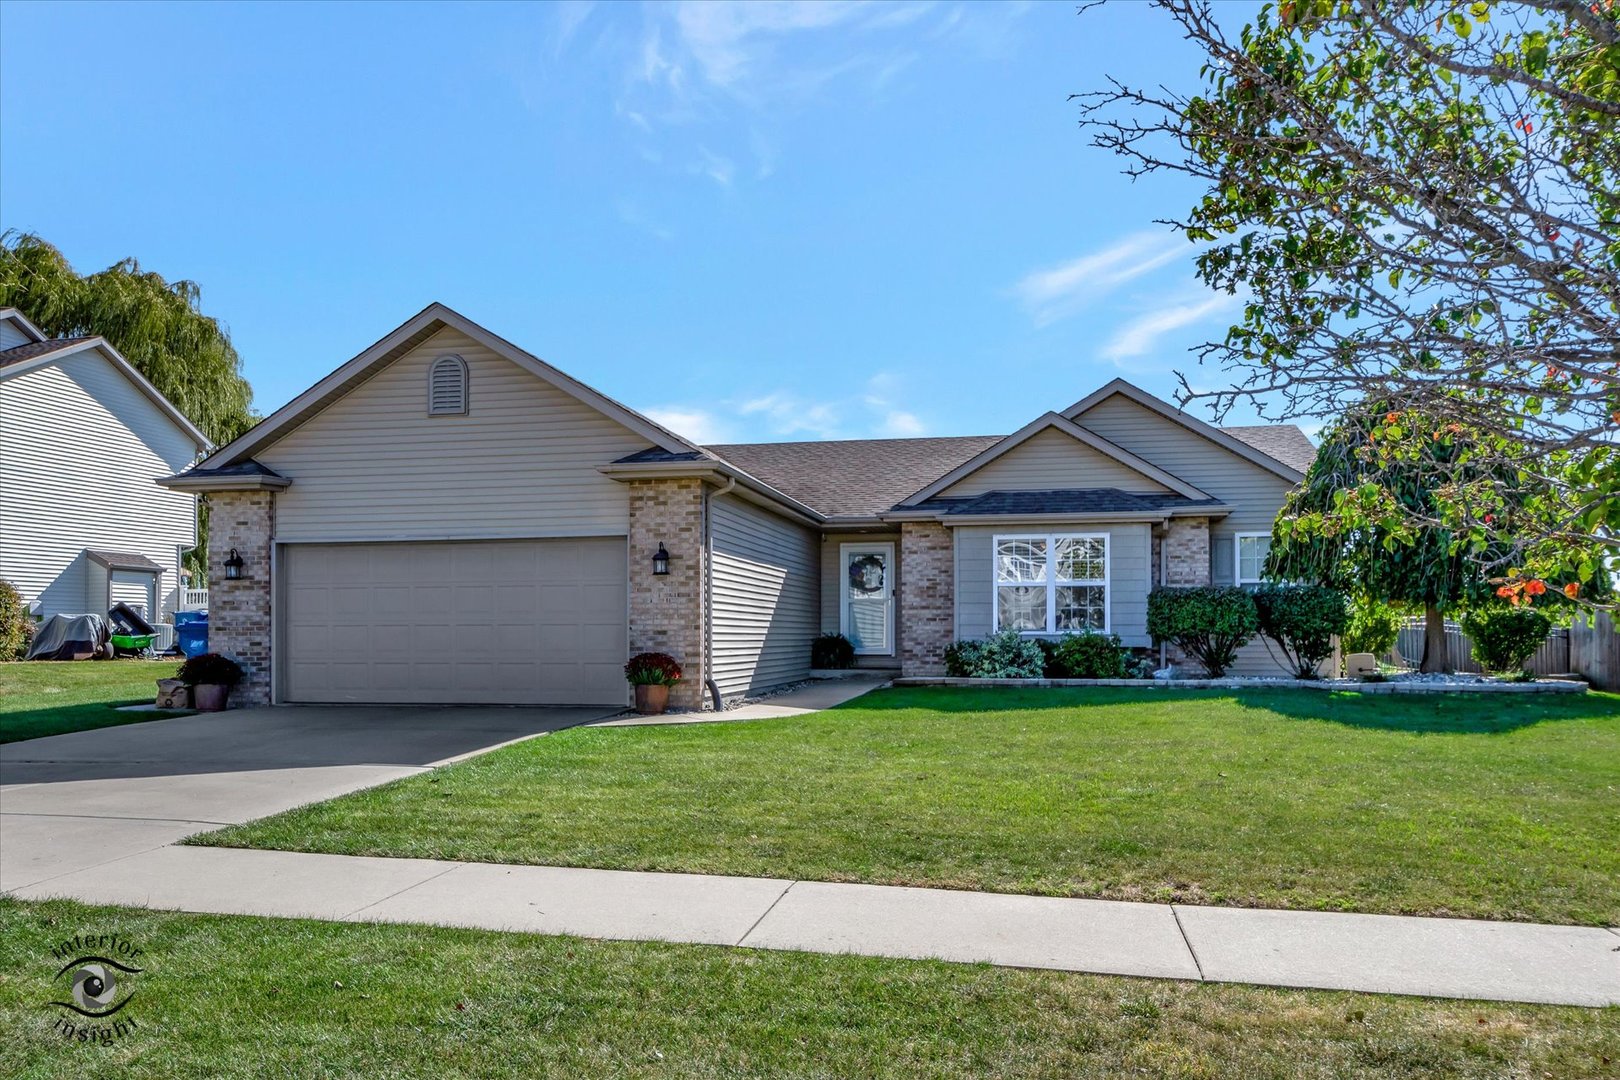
[281,539,627,705]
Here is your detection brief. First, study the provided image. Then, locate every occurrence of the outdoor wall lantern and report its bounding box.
[224,548,245,580]
[652,543,670,576]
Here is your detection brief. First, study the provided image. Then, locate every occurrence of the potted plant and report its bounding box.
[177,652,244,712]
[624,652,682,715]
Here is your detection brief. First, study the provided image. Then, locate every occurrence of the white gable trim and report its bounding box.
[0,337,209,450]
[1062,378,1305,484]
[197,302,703,469]
[0,307,47,344]
[901,411,1213,506]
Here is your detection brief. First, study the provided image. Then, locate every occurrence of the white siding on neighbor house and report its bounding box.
[940,428,1171,498]
[258,328,650,542]
[953,523,1153,647]
[0,317,36,350]
[710,493,820,698]
[0,348,199,619]
[1071,394,1296,580]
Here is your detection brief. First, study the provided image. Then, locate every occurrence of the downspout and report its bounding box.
[1157,518,1170,670]
[703,476,736,710]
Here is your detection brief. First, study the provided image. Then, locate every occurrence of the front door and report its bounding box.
[840,543,894,655]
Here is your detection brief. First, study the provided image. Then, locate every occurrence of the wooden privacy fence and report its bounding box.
[1395,614,1620,688]
[1570,611,1620,691]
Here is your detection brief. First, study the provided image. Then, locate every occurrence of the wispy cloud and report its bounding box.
[1099,294,1239,364]
[1013,232,1186,328]
[642,372,927,444]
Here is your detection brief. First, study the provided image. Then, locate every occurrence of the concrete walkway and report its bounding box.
[9,845,1617,1007]
[594,673,891,726]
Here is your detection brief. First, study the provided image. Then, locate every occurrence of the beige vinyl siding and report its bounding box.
[0,348,198,619]
[940,428,1171,497]
[259,328,649,542]
[710,493,820,698]
[953,523,1152,647]
[1072,394,1295,580]
[0,318,35,350]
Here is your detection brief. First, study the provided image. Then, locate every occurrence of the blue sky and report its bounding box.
[0,0,1272,445]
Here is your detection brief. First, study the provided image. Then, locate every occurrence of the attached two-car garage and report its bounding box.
[279,538,628,706]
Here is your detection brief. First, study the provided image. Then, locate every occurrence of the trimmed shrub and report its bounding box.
[942,639,983,677]
[1047,631,1129,679]
[811,633,856,670]
[1253,584,1349,678]
[1146,586,1258,677]
[1343,597,1403,659]
[1460,606,1551,677]
[943,629,1046,679]
[624,652,683,686]
[0,579,32,661]
[177,652,244,687]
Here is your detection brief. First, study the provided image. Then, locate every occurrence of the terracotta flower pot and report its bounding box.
[193,683,230,712]
[634,683,670,715]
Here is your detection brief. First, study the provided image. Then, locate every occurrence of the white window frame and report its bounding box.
[992,532,1110,635]
[1234,531,1271,586]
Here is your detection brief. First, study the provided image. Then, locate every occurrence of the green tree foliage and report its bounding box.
[1342,596,1404,658]
[1268,403,1515,671]
[0,580,33,660]
[0,231,254,446]
[1460,605,1552,675]
[1080,1,1619,591]
[1252,583,1349,678]
[1146,585,1259,677]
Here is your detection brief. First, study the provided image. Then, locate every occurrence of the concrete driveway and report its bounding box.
[0,704,616,893]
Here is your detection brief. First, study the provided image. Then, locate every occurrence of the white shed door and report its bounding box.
[281,539,627,705]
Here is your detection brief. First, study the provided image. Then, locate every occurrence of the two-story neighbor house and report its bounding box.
[162,304,1314,708]
[0,308,208,623]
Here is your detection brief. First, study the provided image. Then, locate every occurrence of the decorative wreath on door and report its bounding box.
[848,554,885,596]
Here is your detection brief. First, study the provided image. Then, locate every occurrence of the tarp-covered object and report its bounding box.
[25,614,110,661]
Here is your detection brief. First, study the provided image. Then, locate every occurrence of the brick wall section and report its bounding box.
[206,490,275,707]
[1162,517,1212,586]
[899,521,953,677]
[627,478,707,709]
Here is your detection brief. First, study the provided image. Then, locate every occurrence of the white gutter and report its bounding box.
[703,475,736,710]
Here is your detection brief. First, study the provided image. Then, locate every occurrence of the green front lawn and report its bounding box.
[3,899,1614,1079]
[197,687,1620,925]
[0,660,184,743]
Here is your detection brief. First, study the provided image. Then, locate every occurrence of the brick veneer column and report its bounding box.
[1162,517,1212,586]
[627,478,707,709]
[899,521,953,677]
[206,490,275,707]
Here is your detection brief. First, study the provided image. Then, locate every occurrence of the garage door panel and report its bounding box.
[283,539,628,705]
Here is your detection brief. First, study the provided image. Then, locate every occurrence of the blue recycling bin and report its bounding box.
[173,610,209,658]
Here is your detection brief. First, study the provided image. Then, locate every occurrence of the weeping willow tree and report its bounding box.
[0,231,257,578]
[0,231,255,445]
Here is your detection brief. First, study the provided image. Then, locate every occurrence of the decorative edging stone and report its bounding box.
[891,676,1588,695]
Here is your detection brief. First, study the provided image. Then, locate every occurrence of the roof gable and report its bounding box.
[196,302,702,469]
[0,308,47,346]
[1062,378,1305,483]
[902,412,1212,507]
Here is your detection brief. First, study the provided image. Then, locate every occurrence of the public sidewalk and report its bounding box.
[11,844,1617,1008]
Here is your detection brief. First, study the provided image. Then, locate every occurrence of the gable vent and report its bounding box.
[428,355,468,416]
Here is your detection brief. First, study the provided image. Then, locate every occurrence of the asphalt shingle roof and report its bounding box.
[0,337,96,368]
[705,435,1003,519]
[1220,425,1318,474]
[706,421,1314,519]
[916,489,1228,517]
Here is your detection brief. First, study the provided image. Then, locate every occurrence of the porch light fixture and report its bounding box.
[223,548,245,580]
[652,543,670,576]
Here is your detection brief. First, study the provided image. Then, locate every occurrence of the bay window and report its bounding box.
[994,533,1108,634]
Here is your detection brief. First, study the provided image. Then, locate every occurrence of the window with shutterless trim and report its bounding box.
[1235,532,1271,585]
[427,354,468,416]
[993,533,1109,634]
